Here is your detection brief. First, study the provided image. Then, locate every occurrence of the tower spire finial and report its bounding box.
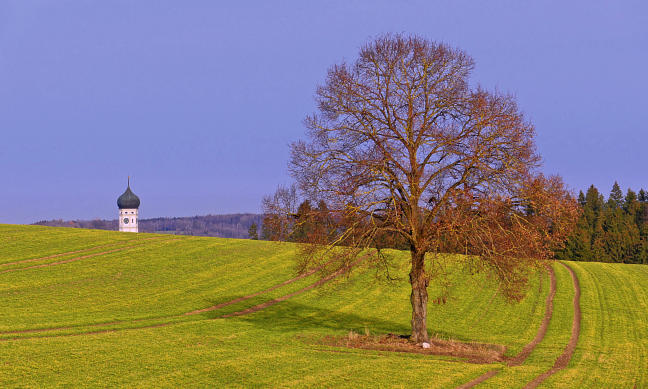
[128,176,130,187]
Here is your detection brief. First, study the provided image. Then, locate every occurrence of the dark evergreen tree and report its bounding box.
[625,189,638,213]
[609,181,624,208]
[585,185,604,214]
[584,185,606,260]
[577,190,586,207]
[638,189,647,202]
[638,199,648,264]
[248,223,259,240]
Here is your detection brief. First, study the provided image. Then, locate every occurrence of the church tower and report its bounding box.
[117,177,140,233]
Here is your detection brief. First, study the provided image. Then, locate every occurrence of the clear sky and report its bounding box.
[1,1,646,224]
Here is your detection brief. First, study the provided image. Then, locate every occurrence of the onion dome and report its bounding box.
[117,178,140,209]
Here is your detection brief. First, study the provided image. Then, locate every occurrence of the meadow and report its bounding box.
[0,224,645,388]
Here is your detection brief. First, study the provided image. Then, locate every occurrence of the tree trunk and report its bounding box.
[409,247,429,343]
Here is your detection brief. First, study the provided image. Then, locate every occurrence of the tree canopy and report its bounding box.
[267,34,578,343]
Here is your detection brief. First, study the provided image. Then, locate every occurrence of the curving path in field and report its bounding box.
[455,369,500,389]
[508,265,558,367]
[457,261,582,389]
[0,237,164,268]
[184,263,328,315]
[0,238,174,275]
[219,257,365,318]
[456,265,557,389]
[1,264,319,336]
[522,261,581,388]
[0,258,363,340]
[0,243,127,267]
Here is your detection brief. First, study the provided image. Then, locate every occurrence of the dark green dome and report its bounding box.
[117,184,140,209]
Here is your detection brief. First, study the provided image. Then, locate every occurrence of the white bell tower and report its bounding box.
[117,177,140,233]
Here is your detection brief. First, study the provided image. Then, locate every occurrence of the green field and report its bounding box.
[0,224,646,388]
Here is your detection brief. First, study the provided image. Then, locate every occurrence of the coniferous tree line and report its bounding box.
[555,182,648,264]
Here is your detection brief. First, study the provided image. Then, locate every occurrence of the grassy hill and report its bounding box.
[0,224,646,387]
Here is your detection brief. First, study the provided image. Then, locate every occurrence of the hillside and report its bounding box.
[0,224,646,387]
[32,213,263,239]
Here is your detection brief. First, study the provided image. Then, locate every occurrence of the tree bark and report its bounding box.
[409,247,429,343]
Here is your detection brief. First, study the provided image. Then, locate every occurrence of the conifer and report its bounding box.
[639,189,647,202]
[248,223,259,240]
[609,181,624,208]
[625,189,638,214]
[578,190,586,207]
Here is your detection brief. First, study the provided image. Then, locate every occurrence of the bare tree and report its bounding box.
[281,35,577,344]
[261,184,299,241]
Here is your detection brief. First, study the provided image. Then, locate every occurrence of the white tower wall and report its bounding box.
[119,208,139,233]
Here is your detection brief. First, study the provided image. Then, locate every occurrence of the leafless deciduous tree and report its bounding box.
[261,184,298,241]
[269,35,578,343]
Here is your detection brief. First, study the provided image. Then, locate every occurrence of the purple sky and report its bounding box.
[1,1,646,224]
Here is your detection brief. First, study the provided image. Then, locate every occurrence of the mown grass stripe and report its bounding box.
[2,225,646,387]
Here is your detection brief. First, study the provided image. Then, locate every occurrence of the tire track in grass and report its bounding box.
[0,243,128,267]
[508,264,557,366]
[523,261,581,389]
[1,247,137,274]
[0,321,126,335]
[1,263,317,336]
[0,322,173,342]
[455,369,501,389]
[0,239,182,335]
[0,237,165,268]
[0,258,363,339]
[218,257,365,318]
[184,263,324,315]
[0,238,178,275]
[456,264,557,389]
[0,313,191,337]
[1,263,309,335]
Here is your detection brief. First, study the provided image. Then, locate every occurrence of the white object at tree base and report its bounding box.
[421,342,431,349]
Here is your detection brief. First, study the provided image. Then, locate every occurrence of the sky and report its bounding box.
[1,1,646,224]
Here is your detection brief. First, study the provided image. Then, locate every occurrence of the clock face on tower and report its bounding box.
[123,218,129,224]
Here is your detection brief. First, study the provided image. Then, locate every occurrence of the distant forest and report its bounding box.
[555,182,648,264]
[33,214,263,239]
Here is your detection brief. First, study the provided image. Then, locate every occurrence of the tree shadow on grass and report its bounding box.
[199,296,459,340]
[229,297,406,333]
